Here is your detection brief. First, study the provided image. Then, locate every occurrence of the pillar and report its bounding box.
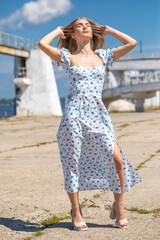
[135,98,144,112]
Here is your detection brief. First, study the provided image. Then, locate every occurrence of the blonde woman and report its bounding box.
[38,17,141,231]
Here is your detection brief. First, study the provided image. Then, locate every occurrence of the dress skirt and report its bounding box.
[56,92,142,193]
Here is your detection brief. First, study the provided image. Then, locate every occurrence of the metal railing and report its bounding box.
[0,31,39,50]
[104,71,160,89]
[124,72,160,86]
[14,67,27,78]
[120,45,160,59]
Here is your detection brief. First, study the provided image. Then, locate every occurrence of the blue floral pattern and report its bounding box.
[51,47,142,193]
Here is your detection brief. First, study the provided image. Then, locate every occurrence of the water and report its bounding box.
[0,97,66,118]
[60,97,66,112]
[0,104,15,118]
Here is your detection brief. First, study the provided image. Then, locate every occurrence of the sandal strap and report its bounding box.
[116,218,128,227]
[74,221,87,227]
[71,204,80,208]
[114,201,124,204]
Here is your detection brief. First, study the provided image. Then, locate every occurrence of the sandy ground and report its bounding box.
[0,110,160,240]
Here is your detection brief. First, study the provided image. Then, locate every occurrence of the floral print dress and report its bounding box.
[51,47,142,193]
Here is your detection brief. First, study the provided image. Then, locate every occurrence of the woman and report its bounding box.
[38,17,142,231]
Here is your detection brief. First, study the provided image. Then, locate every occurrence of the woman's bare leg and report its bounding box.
[67,191,79,206]
[67,191,88,229]
[113,139,128,227]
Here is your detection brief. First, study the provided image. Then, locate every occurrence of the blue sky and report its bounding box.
[0,0,160,98]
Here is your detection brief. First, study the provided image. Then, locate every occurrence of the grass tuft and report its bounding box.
[136,154,155,170]
[118,134,126,139]
[0,140,57,154]
[93,193,100,198]
[127,207,160,214]
[41,215,70,227]
[80,198,88,208]
[117,123,130,128]
[34,229,44,237]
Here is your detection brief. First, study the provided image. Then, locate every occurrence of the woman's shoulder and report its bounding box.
[95,48,115,66]
[59,47,71,55]
[51,47,71,71]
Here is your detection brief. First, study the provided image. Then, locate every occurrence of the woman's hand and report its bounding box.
[56,26,66,39]
[98,25,112,39]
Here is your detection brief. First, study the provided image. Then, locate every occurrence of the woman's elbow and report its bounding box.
[38,41,43,49]
[127,40,137,50]
[38,41,47,48]
[131,40,137,46]
[38,42,41,49]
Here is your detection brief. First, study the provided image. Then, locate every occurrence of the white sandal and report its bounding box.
[110,201,128,229]
[71,204,88,231]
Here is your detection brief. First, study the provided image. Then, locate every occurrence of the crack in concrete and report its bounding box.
[0,140,57,154]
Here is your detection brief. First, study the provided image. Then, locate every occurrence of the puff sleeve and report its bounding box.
[95,48,115,67]
[50,47,71,72]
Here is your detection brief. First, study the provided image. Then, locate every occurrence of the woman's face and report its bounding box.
[72,19,92,40]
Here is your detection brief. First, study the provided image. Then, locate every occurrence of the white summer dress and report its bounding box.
[51,47,142,193]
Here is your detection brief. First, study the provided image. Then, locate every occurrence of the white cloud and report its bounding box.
[0,0,73,30]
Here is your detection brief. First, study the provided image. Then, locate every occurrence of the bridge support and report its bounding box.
[103,66,160,112]
[13,49,62,116]
[135,98,144,112]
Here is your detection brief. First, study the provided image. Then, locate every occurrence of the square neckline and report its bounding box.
[69,49,105,71]
[69,65,105,71]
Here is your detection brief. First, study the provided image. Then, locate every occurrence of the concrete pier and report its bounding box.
[13,49,63,116]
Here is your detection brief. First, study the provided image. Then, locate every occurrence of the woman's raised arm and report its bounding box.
[99,26,137,61]
[38,27,66,62]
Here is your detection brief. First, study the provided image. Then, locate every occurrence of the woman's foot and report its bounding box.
[71,205,88,230]
[114,202,128,228]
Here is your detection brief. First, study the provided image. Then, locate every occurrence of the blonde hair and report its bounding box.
[56,17,107,53]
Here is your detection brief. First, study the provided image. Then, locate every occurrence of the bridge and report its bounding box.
[0,31,39,57]
[103,58,160,111]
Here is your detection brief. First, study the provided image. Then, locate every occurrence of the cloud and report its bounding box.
[0,0,73,30]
